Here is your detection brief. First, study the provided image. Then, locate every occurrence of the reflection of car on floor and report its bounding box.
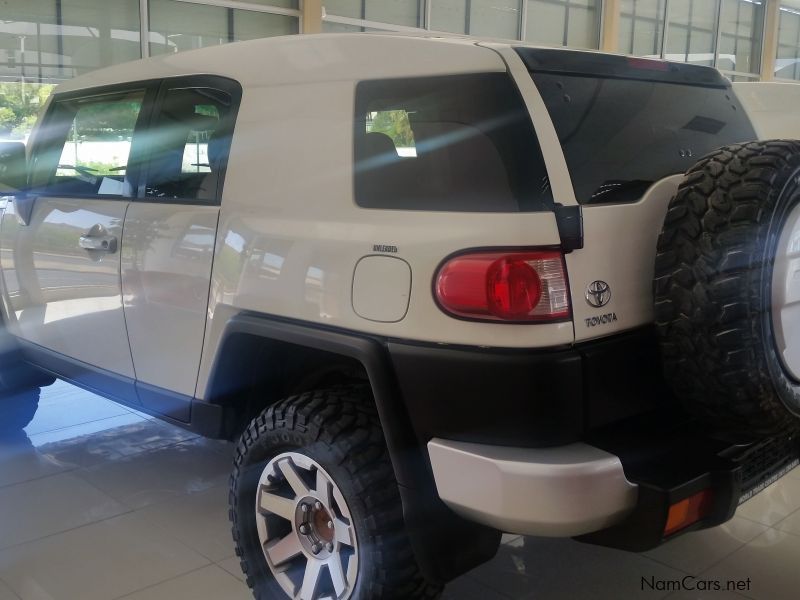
[1,33,800,600]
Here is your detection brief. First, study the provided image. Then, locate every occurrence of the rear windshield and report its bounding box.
[354,73,553,212]
[518,50,758,205]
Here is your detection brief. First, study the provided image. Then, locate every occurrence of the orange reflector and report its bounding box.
[664,490,714,537]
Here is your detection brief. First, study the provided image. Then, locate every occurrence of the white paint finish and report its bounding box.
[0,197,134,377]
[193,70,574,397]
[771,202,800,381]
[53,34,507,96]
[121,203,219,397]
[568,176,682,342]
[733,82,800,140]
[352,255,411,323]
[427,438,638,537]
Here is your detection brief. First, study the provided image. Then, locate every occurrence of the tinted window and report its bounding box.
[144,86,235,203]
[31,89,146,197]
[529,72,757,204]
[354,73,553,212]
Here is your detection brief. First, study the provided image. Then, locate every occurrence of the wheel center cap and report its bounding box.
[295,496,335,558]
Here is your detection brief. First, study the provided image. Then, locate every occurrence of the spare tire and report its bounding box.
[654,140,800,436]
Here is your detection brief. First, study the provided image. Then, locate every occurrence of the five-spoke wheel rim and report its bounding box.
[255,452,359,600]
[772,202,800,381]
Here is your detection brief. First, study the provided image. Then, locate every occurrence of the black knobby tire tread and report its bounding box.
[229,385,442,600]
[654,140,800,434]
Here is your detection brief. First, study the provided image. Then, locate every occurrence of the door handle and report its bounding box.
[79,233,118,253]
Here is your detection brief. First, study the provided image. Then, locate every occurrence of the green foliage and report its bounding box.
[369,110,415,148]
[73,100,142,140]
[0,83,56,138]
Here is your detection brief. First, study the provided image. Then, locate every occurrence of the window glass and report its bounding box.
[148,0,298,56]
[619,0,665,57]
[60,0,141,75]
[367,110,416,156]
[365,0,422,27]
[718,0,764,74]
[665,0,718,66]
[31,89,145,197]
[526,0,601,49]
[526,1,567,45]
[777,1,800,80]
[430,0,467,33]
[354,73,552,212]
[322,21,364,32]
[144,86,234,202]
[0,0,140,82]
[526,68,757,205]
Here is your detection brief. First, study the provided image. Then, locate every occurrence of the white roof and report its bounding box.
[55,33,513,95]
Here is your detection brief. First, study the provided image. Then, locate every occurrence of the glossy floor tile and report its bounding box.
[115,565,251,600]
[0,381,799,600]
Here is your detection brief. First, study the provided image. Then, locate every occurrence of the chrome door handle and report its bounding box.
[79,234,117,253]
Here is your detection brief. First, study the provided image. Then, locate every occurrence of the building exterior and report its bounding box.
[1,0,799,139]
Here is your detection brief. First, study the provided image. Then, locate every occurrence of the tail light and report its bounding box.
[434,250,570,322]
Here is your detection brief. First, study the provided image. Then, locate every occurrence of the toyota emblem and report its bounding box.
[585,280,611,308]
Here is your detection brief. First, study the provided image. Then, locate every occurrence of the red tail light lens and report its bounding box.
[435,251,570,322]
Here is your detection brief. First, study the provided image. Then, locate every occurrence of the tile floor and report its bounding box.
[1,380,799,600]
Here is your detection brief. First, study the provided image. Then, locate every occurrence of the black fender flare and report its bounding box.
[206,312,501,583]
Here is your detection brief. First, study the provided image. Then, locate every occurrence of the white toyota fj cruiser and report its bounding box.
[1,33,799,600]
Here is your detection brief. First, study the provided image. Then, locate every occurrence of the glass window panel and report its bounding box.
[566,4,600,48]
[526,1,567,46]
[665,0,718,66]
[232,10,299,40]
[145,86,235,202]
[469,0,521,40]
[244,0,299,8]
[619,0,665,57]
[430,0,468,34]
[0,1,70,83]
[324,0,362,20]
[322,21,364,32]
[32,89,145,196]
[717,0,763,73]
[149,0,298,56]
[149,0,228,55]
[59,0,140,77]
[366,0,421,27]
[777,2,800,80]
[354,73,553,212]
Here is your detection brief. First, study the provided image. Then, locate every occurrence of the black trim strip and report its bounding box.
[515,47,731,88]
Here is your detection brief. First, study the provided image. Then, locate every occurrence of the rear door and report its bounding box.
[0,85,153,400]
[514,49,759,342]
[121,76,240,420]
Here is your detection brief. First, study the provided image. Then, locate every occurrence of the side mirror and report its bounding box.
[0,141,28,194]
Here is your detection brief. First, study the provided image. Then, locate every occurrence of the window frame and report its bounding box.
[30,75,242,206]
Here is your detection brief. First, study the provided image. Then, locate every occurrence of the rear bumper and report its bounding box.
[429,425,800,551]
[428,439,638,536]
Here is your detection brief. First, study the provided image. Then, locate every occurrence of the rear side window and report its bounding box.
[354,73,553,212]
[31,89,146,197]
[143,86,236,203]
[522,57,758,205]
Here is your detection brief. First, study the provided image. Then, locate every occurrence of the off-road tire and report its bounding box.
[0,387,40,436]
[229,385,442,600]
[654,140,800,435]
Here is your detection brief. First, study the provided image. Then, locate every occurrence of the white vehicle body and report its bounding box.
[0,34,792,595]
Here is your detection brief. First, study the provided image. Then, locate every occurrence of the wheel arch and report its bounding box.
[205,312,501,584]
